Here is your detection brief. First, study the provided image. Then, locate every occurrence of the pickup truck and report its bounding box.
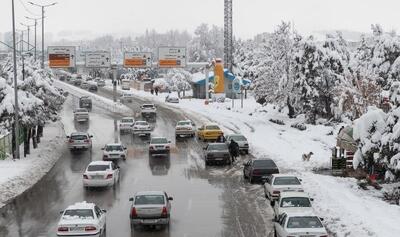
[141,104,157,119]
[74,108,89,122]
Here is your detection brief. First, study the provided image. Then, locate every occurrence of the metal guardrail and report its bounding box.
[0,132,12,160]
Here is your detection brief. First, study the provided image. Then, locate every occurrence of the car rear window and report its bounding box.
[135,195,165,205]
[253,160,277,167]
[142,105,154,108]
[76,109,88,112]
[206,125,220,130]
[87,165,110,171]
[230,135,246,141]
[71,134,87,140]
[287,216,323,229]
[122,119,134,123]
[135,121,148,126]
[105,145,123,151]
[281,197,311,207]
[177,121,191,126]
[151,138,168,144]
[64,209,93,219]
[208,143,228,151]
[273,177,301,185]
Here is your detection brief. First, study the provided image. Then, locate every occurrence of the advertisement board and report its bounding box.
[48,46,76,68]
[158,47,186,68]
[124,52,152,68]
[213,59,225,93]
[85,51,111,68]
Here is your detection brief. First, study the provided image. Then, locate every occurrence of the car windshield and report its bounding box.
[273,177,301,185]
[63,209,93,219]
[87,165,110,171]
[142,105,154,108]
[206,125,220,130]
[230,135,246,141]
[281,197,311,207]
[135,121,148,126]
[208,144,227,151]
[151,138,168,144]
[177,121,191,126]
[253,159,277,168]
[123,94,133,97]
[287,216,323,229]
[75,109,87,113]
[71,134,88,140]
[122,119,134,123]
[135,195,165,205]
[105,145,123,151]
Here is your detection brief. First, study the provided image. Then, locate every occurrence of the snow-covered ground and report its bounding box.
[104,84,400,237]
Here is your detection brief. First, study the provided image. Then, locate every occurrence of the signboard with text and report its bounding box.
[124,52,152,68]
[232,78,241,94]
[158,47,186,68]
[48,46,76,68]
[85,51,111,68]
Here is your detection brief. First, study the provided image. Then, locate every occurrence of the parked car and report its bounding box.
[121,79,130,90]
[119,117,135,133]
[272,192,314,218]
[204,143,231,165]
[102,143,127,161]
[129,191,173,229]
[59,75,66,81]
[197,123,223,141]
[133,120,152,136]
[79,96,92,111]
[74,78,82,86]
[56,202,106,237]
[74,108,89,122]
[120,92,134,103]
[66,132,93,151]
[175,120,195,138]
[225,134,249,154]
[263,174,304,201]
[149,137,171,157]
[141,104,157,119]
[165,94,179,103]
[88,84,98,92]
[66,75,71,82]
[81,81,90,89]
[243,158,279,183]
[274,211,328,237]
[97,79,106,87]
[83,161,120,188]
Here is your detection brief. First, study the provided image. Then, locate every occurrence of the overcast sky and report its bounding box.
[0,0,400,40]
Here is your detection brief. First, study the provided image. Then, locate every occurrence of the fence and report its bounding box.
[0,132,12,160]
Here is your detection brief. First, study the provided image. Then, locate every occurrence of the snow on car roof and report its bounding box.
[88,161,112,166]
[71,132,89,136]
[283,210,319,217]
[66,201,95,210]
[106,143,123,146]
[272,174,299,178]
[279,192,310,198]
[122,117,134,120]
[136,190,165,196]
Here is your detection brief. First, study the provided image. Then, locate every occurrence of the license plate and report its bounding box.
[143,219,156,224]
[215,158,223,161]
[300,235,315,237]
[70,227,84,231]
[92,175,103,179]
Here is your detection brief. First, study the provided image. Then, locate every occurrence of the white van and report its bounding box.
[122,79,130,90]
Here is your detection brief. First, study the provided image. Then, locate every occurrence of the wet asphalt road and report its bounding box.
[0,84,274,237]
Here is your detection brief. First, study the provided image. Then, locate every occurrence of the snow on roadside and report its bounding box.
[106,84,400,237]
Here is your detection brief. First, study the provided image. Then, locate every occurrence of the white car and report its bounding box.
[141,104,157,119]
[175,120,195,138]
[57,202,106,237]
[133,120,152,136]
[102,143,127,161]
[149,137,171,157]
[225,134,249,154]
[165,94,179,103]
[97,79,106,87]
[121,79,130,90]
[67,132,93,150]
[119,117,135,133]
[120,92,134,103]
[274,211,328,237]
[272,192,314,218]
[74,108,89,122]
[83,161,120,188]
[263,174,304,201]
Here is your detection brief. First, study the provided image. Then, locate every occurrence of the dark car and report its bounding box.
[88,84,98,92]
[243,158,279,184]
[59,75,66,81]
[204,143,231,166]
[79,96,92,111]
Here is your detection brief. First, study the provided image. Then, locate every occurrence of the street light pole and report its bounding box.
[11,0,20,159]
[20,23,34,52]
[26,16,41,61]
[29,1,57,69]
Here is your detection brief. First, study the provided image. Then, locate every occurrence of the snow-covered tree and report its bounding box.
[164,69,192,97]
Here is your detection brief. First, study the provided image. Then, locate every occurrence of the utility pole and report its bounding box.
[224,0,233,72]
[112,64,118,143]
[29,1,57,69]
[20,22,34,52]
[11,0,20,159]
[26,16,40,61]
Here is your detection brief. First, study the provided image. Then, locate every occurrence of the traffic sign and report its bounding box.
[232,78,241,94]
[124,52,152,68]
[158,47,186,68]
[85,51,111,68]
[48,46,76,68]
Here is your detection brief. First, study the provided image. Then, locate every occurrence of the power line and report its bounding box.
[18,0,41,17]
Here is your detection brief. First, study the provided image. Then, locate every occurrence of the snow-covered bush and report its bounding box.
[163,69,192,97]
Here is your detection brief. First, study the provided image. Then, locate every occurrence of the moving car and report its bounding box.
[204,143,231,165]
[74,108,89,122]
[149,137,171,157]
[243,158,279,183]
[175,120,195,138]
[83,161,120,188]
[129,191,173,229]
[141,104,157,119]
[88,84,98,92]
[59,75,66,81]
[119,117,135,133]
[79,96,92,111]
[67,132,93,151]
[133,120,152,136]
[225,134,250,154]
[57,202,106,237]
[272,192,314,218]
[165,94,179,103]
[120,92,134,103]
[264,174,304,201]
[121,79,130,90]
[97,79,106,87]
[81,81,90,89]
[102,143,127,161]
[274,211,328,237]
[197,123,223,141]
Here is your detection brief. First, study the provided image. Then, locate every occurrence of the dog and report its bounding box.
[302,152,314,161]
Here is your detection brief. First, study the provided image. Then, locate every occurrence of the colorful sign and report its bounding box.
[48,46,76,68]
[158,47,186,68]
[85,51,111,68]
[232,78,241,93]
[213,59,225,93]
[124,52,152,68]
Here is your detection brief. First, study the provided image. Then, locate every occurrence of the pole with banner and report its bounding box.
[232,78,241,109]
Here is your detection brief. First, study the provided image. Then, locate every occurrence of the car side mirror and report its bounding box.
[310,198,314,201]
[299,178,303,182]
[129,197,134,202]
[271,201,275,207]
[168,140,171,143]
[320,217,324,221]
[102,209,107,213]
[66,136,70,138]
[168,197,173,201]
[101,147,105,150]
[90,135,93,138]
[59,210,64,214]
[124,147,127,150]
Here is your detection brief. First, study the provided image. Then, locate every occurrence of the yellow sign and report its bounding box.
[214,61,224,93]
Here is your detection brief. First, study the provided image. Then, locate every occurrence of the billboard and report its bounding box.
[124,52,152,68]
[48,46,76,68]
[85,51,111,68]
[158,47,186,68]
[213,59,225,93]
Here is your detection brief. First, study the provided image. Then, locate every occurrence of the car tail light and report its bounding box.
[149,146,154,150]
[161,206,168,217]
[253,169,261,175]
[273,190,280,195]
[84,139,90,143]
[58,226,68,232]
[84,226,97,231]
[106,174,113,179]
[103,155,108,159]
[131,207,137,218]
[69,139,73,143]
[83,174,89,179]
[166,146,170,150]
[121,154,126,158]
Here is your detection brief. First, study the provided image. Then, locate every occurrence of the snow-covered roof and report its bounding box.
[279,192,310,198]
[70,132,89,136]
[272,174,299,178]
[135,190,165,196]
[105,143,123,146]
[88,161,112,166]
[66,201,95,210]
